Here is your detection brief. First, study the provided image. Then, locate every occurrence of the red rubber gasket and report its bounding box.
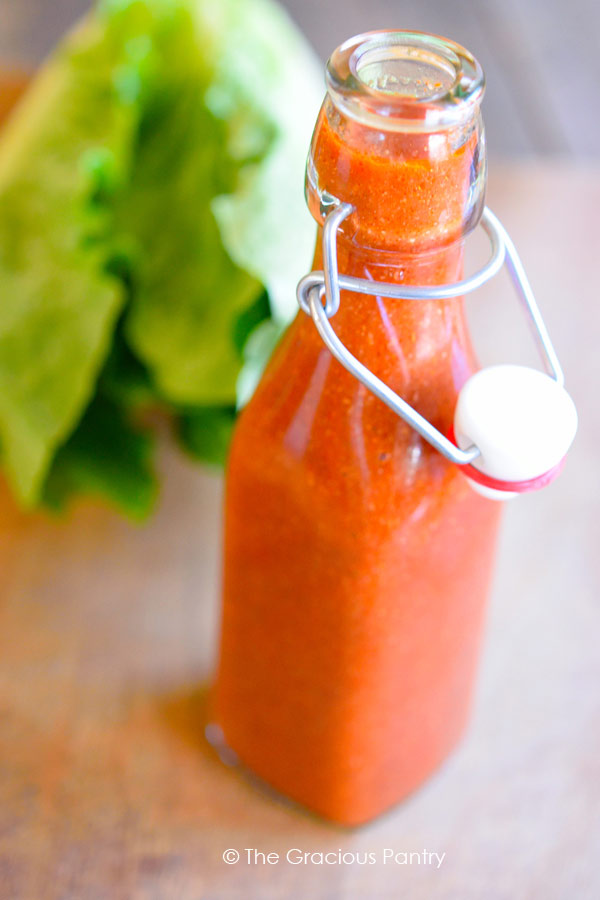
[447,425,567,493]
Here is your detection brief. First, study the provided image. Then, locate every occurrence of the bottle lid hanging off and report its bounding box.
[453,365,578,500]
[297,197,578,500]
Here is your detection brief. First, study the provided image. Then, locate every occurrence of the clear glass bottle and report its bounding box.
[214,31,502,826]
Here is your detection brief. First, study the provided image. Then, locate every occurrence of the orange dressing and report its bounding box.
[215,96,500,825]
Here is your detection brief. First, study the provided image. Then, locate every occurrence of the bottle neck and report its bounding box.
[297,31,487,421]
[308,228,475,422]
[306,97,485,256]
[312,30,486,254]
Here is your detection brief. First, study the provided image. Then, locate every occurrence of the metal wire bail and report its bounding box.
[296,199,565,466]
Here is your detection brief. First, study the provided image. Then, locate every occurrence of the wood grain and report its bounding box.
[0,161,599,898]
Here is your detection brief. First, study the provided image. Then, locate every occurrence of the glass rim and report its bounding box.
[326,30,485,133]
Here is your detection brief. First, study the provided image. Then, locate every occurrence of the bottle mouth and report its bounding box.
[326,31,485,132]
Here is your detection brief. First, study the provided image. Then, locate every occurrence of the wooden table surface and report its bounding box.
[1,165,599,900]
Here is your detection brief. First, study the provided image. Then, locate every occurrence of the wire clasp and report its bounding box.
[296,199,564,467]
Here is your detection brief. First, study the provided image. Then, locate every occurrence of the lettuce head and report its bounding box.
[0,0,323,518]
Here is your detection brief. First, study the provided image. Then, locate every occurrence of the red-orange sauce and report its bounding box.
[215,103,501,825]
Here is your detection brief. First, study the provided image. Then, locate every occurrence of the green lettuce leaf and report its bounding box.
[0,0,322,514]
[0,17,138,505]
[208,0,321,324]
[120,0,322,404]
[178,405,237,467]
[43,393,156,520]
[235,317,284,408]
[119,72,263,405]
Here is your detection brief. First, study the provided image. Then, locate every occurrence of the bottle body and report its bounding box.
[214,33,501,825]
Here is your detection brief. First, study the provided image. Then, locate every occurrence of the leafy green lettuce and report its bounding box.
[0,0,322,517]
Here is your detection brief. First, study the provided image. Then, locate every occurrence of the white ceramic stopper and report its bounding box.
[454,364,578,500]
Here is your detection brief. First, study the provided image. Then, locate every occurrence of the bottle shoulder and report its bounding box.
[230,307,478,517]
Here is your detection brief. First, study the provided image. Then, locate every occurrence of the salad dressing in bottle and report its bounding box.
[212,31,576,825]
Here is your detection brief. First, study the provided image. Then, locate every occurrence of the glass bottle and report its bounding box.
[214,31,502,826]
